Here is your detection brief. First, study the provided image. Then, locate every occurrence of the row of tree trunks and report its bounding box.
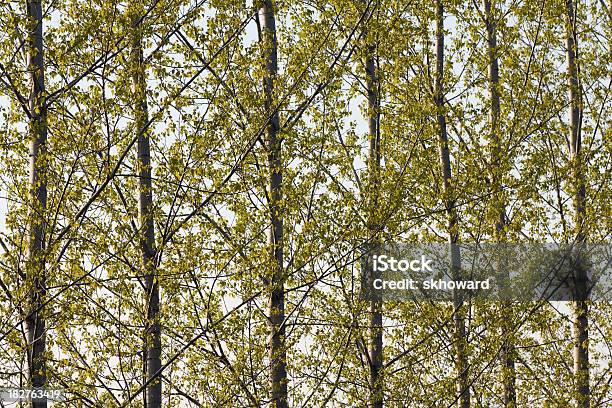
[16,1,591,407]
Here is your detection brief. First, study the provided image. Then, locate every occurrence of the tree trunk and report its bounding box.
[565,1,589,407]
[363,11,382,408]
[482,1,516,406]
[434,2,470,407]
[25,1,48,408]
[259,2,287,407]
[129,7,161,408]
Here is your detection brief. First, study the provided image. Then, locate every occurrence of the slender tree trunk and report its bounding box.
[25,1,48,407]
[363,10,382,407]
[259,2,287,407]
[482,1,516,406]
[434,2,470,407]
[565,1,589,406]
[129,7,161,408]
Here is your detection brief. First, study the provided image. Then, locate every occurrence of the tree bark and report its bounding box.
[434,2,470,407]
[259,2,287,407]
[129,7,161,407]
[482,1,516,406]
[363,9,382,407]
[25,1,48,407]
[564,1,589,407]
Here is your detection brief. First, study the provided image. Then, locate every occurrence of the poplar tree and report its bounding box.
[258,1,287,406]
[564,1,590,406]
[482,0,516,405]
[25,1,48,406]
[363,3,383,405]
[128,1,162,406]
[434,2,470,406]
